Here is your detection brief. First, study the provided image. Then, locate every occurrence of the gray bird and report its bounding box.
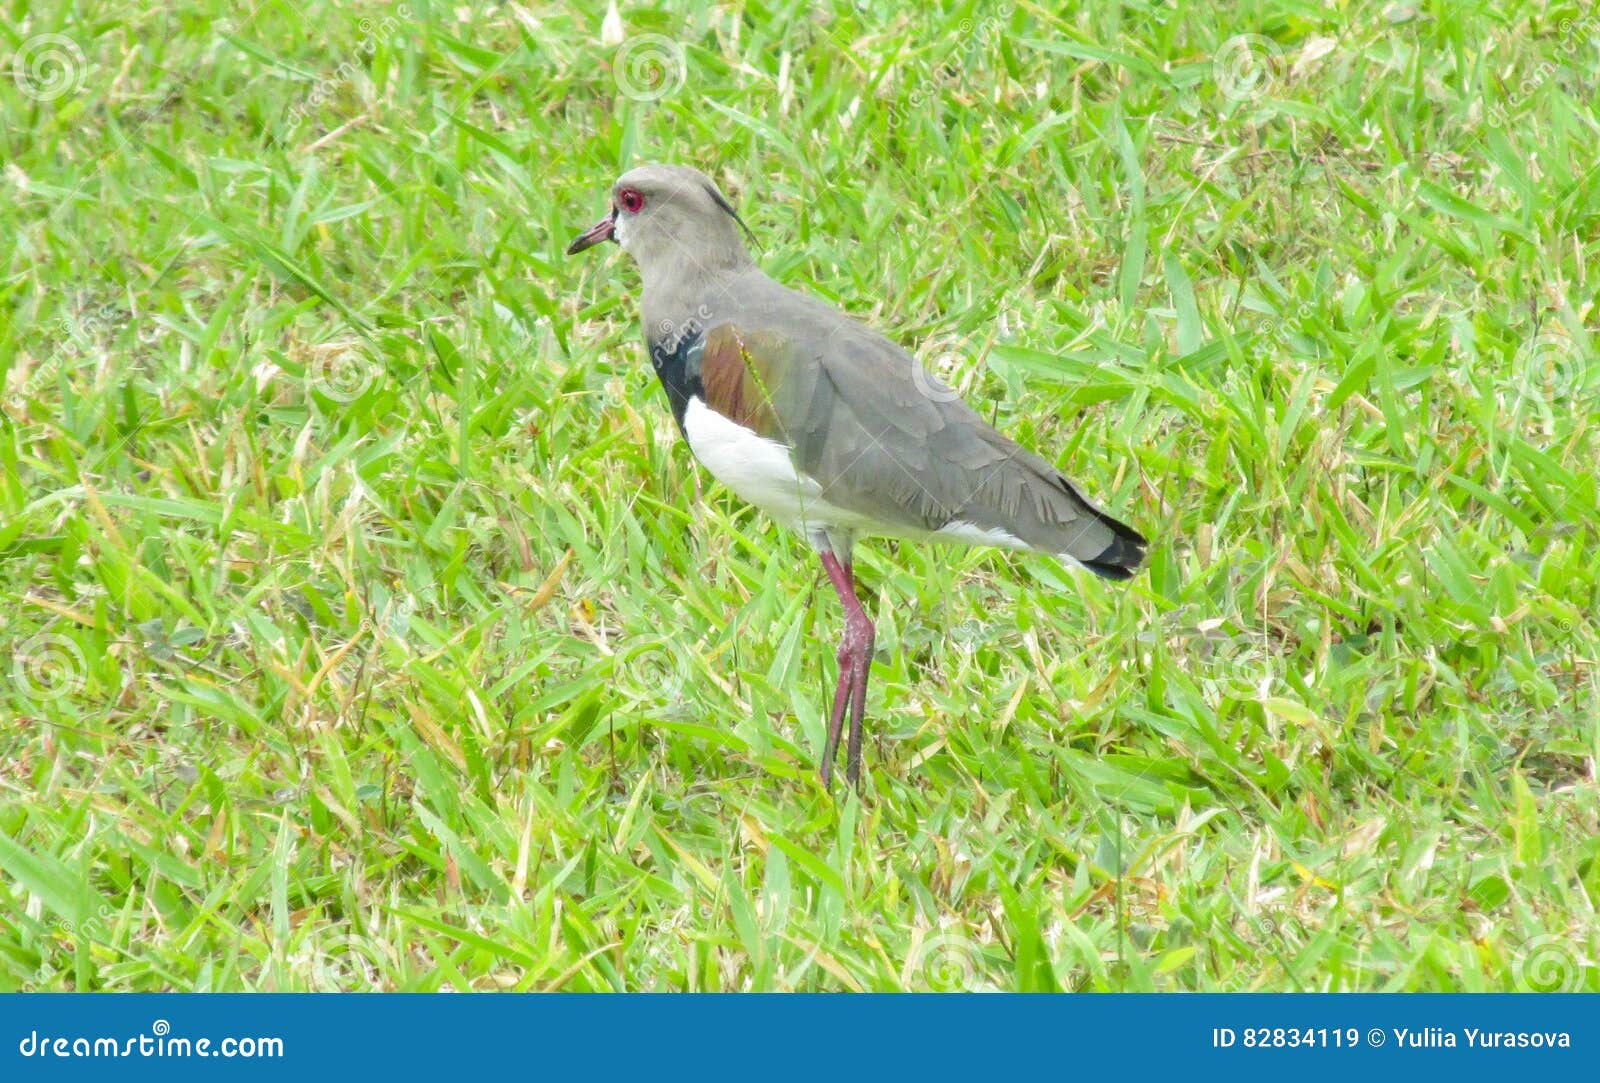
[567,164,1146,787]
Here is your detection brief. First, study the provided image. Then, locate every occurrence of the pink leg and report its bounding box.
[818,550,874,788]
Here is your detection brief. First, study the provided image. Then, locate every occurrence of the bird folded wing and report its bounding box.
[696,322,812,445]
[695,309,1135,564]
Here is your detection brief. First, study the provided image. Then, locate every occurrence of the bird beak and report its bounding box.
[565,208,616,255]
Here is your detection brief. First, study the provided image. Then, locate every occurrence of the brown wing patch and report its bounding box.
[698,323,785,442]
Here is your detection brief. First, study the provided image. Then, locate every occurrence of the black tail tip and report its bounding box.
[1081,530,1147,581]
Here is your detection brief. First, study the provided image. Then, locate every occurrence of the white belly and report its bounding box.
[681,397,871,533]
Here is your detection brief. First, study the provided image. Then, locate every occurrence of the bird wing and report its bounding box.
[693,275,1146,573]
[695,322,809,441]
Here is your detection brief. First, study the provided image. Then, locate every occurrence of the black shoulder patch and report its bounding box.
[645,325,705,431]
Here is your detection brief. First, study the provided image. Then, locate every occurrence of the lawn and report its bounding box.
[2,0,1597,991]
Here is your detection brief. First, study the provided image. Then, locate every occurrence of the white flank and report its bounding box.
[929,519,1029,550]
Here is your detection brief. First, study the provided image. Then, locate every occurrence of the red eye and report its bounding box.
[617,187,645,214]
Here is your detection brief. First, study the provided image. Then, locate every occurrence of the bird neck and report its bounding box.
[634,245,752,297]
[639,259,750,342]
[640,265,757,435]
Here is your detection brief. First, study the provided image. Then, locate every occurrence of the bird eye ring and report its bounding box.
[617,188,645,214]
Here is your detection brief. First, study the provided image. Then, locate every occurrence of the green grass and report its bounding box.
[2,0,1597,991]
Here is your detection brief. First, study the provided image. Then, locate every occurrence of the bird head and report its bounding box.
[565,163,754,281]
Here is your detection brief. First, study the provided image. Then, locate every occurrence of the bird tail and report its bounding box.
[1040,474,1148,581]
[1075,513,1147,580]
[918,428,1149,580]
